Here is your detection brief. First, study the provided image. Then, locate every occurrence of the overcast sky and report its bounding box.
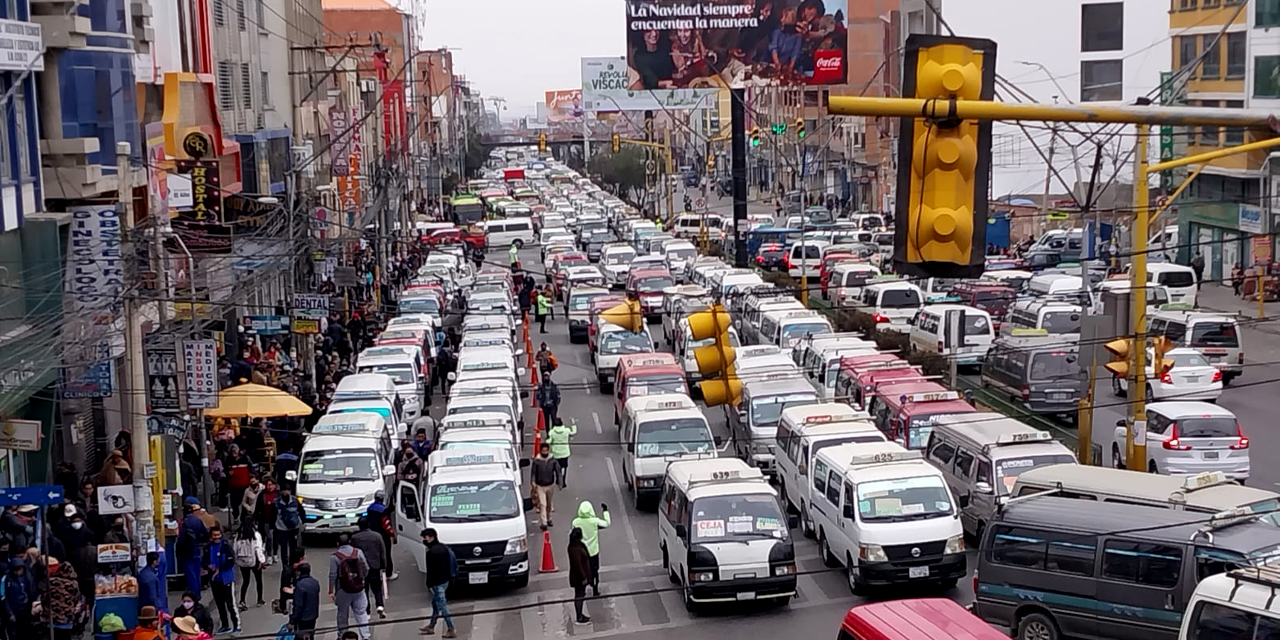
[420,0,627,117]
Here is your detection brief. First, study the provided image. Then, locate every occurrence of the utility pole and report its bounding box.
[1037,123,1058,235]
[731,88,748,268]
[1127,126,1151,470]
[665,125,675,224]
[118,141,154,554]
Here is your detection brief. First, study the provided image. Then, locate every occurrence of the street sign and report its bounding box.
[291,294,330,319]
[694,197,706,209]
[0,484,64,507]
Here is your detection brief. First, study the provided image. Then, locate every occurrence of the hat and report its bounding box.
[183,496,200,506]
[16,504,36,515]
[63,504,77,518]
[138,605,159,622]
[172,616,202,635]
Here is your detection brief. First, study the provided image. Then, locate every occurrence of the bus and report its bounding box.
[447,193,484,225]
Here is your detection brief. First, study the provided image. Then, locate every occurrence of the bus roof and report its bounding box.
[841,599,1008,640]
[449,194,481,204]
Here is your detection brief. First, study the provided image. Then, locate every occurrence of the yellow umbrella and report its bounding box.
[205,382,313,418]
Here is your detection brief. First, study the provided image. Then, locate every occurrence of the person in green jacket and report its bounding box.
[508,243,519,266]
[535,290,552,333]
[571,501,610,596]
[546,418,576,488]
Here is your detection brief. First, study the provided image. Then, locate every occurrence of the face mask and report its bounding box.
[113,523,125,531]
[182,600,194,609]
[71,521,83,530]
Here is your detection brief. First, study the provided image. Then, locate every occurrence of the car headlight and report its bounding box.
[691,571,716,582]
[945,534,965,555]
[859,543,887,562]
[772,563,797,576]
[638,477,660,488]
[505,536,528,555]
[299,498,318,509]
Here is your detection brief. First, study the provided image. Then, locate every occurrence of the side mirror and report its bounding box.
[674,524,688,539]
[1115,419,1127,428]
[973,482,993,495]
[382,465,397,477]
[958,494,971,508]
[522,497,534,513]
[518,367,527,376]
[787,513,800,529]
[520,390,530,399]
[627,443,635,453]
[519,458,531,468]
[736,409,746,425]
[515,348,525,356]
[653,342,660,350]
[713,435,724,447]
[842,503,855,519]
[285,470,297,482]
[447,372,457,381]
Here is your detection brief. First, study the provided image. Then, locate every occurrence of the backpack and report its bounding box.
[278,499,302,530]
[234,537,257,568]
[336,550,365,594]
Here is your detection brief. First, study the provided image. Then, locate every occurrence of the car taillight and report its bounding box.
[1020,386,1030,401]
[1238,353,1244,364]
[1160,372,1173,384]
[1231,422,1249,449]
[756,256,765,264]
[1163,423,1191,450]
[872,313,889,323]
[1212,370,1223,383]
[785,257,793,269]
[937,340,945,351]
[973,569,979,596]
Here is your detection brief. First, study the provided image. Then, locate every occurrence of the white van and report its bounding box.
[853,281,923,333]
[831,263,881,307]
[743,299,806,345]
[1145,262,1198,306]
[480,218,535,248]
[448,374,526,432]
[356,353,424,422]
[1026,273,1084,299]
[394,448,533,588]
[658,458,798,610]
[1180,567,1280,640]
[296,430,397,534]
[787,240,830,279]
[434,423,523,472]
[809,442,966,593]
[773,403,885,537]
[663,240,699,281]
[1149,308,1244,382]
[595,323,657,392]
[437,412,521,455]
[620,394,717,507]
[908,304,995,366]
[776,311,833,355]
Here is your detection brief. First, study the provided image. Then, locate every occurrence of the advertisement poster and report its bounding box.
[545,90,584,123]
[145,346,181,414]
[174,160,223,222]
[624,0,848,89]
[66,205,125,319]
[582,56,718,111]
[181,340,219,409]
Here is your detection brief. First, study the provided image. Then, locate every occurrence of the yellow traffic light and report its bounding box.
[611,133,620,153]
[599,299,643,333]
[687,305,740,407]
[1151,335,1174,377]
[538,132,548,153]
[750,127,761,148]
[895,35,996,278]
[1104,338,1131,378]
[795,117,806,138]
[706,153,715,172]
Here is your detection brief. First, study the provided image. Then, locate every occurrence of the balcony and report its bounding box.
[29,0,91,49]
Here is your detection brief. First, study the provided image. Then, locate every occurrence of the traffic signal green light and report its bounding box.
[770,123,787,135]
[750,127,760,147]
[795,117,806,138]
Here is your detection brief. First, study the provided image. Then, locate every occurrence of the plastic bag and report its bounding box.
[99,612,126,632]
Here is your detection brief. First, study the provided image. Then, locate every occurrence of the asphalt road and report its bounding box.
[223,243,977,640]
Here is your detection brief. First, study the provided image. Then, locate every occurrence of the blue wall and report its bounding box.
[57,0,139,173]
[0,0,44,231]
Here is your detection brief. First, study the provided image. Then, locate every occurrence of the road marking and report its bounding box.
[604,457,643,563]
[592,411,603,435]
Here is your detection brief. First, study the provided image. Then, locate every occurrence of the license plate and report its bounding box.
[1186,376,1199,383]
[469,572,489,585]
[736,592,756,601]
[1203,451,1219,460]
[1050,393,1069,401]
[909,566,930,579]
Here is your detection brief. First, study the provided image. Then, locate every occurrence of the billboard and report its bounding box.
[624,0,848,89]
[544,90,584,123]
[582,56,718,111]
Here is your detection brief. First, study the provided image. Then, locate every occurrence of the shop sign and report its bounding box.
[175,160,223,222]
[244,315,289,335]
[1254,235,1272,265]
[292,318,320,334]
[0,419,40,452]
[96,543,130,564]
[0,19,43,72]
[66,205,125,321]
[181,340,219,408]
[330,105,352,176]
[145,346,181,414]
[1239,204,1264,235]
[291,293,329,319]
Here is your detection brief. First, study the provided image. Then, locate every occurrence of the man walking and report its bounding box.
[536,287,552,333]
[547,418,576,488]
[536,371,561,428]
[274,486,305,573]
[204,527,241,634]
[530,443,559,531]
[329,533,371,640]
[418,528,457,638]
[1191,251,1206,290]
[508,242,519,266]
[366,490,398,581]
[289,562,320,640]
[177,497,209,599]
[571,501,611,597]
[351,518,388,619]
[535,343,558,379]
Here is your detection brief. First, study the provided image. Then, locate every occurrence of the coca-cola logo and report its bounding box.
[815,57,841,70]
[812,50,844,83]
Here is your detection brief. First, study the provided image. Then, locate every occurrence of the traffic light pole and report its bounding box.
[1128,126,1151,471]
[731,88,748,268]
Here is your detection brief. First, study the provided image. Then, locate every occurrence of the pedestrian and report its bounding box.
[508,242,519,266]
[365,490,398,581]
[204,527,241,634]
[395,440,424,484]
[233,517,265,610]
[276,548,305,615]
[0,557,35,636]
[536,371,561,427]
[567,527,593,625]
[571,502,611,596]
[289,562,320,640]
[1191,251,1206,290]
[437,344,455,393]
[1232,264,1245,296]
[274,484,305,572]
[177,497,210,599]
[328,533,371,640]
[172,616,205,640]
[351,518,387,619]
[411,426,433,459]
[547,417,577,488]
[224,444,253,521]
[530,443,559,531]
[240,474,263,524]
[136,551,167,615]
[535,342,558,379]
[43,559,84,640]
[418,528,457,637]
[544,284,557,319]
[536,287,552,333]
[519,276,535,316]
[173,592,215,638]
[256,477,279,564]
[134,606,164,640]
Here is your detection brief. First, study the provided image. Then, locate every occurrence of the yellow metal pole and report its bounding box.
[1149,135,1280,172]
[1128,125,1150,472]
[1259,272,1266,319]
[1149,164,1204,227]
[1077,366,1095,465]
[827,96,1277,127]
[665,128,675,225]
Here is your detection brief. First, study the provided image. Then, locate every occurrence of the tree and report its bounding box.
[463,130,486,178]
[589,146,649,207]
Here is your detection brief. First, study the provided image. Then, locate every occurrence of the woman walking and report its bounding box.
[567,528,593,625]
[233,517,266,610]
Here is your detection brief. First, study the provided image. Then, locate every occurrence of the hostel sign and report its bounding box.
[175,160,222,222]
[336,107,363,217]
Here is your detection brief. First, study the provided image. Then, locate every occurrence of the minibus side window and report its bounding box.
[1194,548,1248,581]
[842,482,855,521]
[928,439,956,466]
[825,470,842,505]
[813,459,829,493]
[1101,541,1182,588]
[953,449,976,478]
[1187,602,1259,640]
[1165,321,1187,343]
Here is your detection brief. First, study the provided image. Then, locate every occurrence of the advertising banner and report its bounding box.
[1240,204,1264,235]
[181,340,219,409]
[0,419,40,452]
[66,206,125,320]
[174,159,222,222]
[624,0,848,89]
[291,293,330,319]
[0,19,43,72]
[145,346,180,415]
[545,90,584,123]
[582,56,718,111]
[329,105,352,176]
[243,315,290,335]
[292,318,321,334]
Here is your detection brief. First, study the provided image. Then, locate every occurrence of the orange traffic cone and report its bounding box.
[533,429,542,455]
[536,407,545,433]
[538,530,558,573]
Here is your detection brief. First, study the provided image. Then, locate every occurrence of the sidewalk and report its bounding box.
[1195,284,1280,335]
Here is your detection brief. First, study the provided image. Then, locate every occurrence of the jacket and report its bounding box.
[240,484,262,516]
[178,512,208,562]
[508,244,519,263]
[136,564,167,613]
[536,293,552,315]
[0,559,33,621]
[546,421,576,459]
[350,529,387,573]
[275,495,305,531]
[571,502,611,557]
[536,382,561,409]
[567,540,592,588]
[530,455,559,487]
[290,575,321,624]
[174,600,214,636]
[328,545,368,592]
[424,539,455,588]
[43,564,83,625]
[205,540,237,584]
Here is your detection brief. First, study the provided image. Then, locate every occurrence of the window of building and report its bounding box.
[213,0,226,26]
[217,62,234,110]
[1179,36,1199,76]
[1201,35,1221,78]
[1199,101,1221,146]
[240,63,253,109]
[1226,32,1246,78]
[1258,0,1280,28]
[1203,0,1220,7]
[1081,3,1124,52]
[0,80,10,182]
[1254,56,1280,98]
[1081,60,1123,101]
[1178,0,1197,8]
[1225,100,1245,145]
[14,81,28,179]
[256,0,265,26]
[236,0,247,30]
[261,71,271,108]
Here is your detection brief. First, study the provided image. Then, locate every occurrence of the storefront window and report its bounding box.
[0,450,11,488]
